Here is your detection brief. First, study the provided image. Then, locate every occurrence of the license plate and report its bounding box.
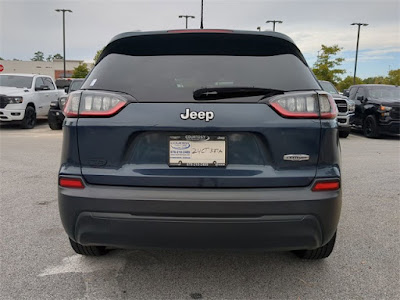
[169,135,226,167]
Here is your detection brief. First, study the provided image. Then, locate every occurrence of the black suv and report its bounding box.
[58,30,341,259]
[345,84,400,138]
[48,78,84,130]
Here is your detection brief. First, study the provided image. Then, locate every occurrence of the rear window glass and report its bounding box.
[368,86,399,100]
[82,33,320,102]
[84,54,320,102]
[319,81,338,94]
[70,80,84,92]
[0,75,33,88]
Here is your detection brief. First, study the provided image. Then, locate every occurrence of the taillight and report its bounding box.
[312,180,340,191]
[63,91,128,117]
[269,92,337,119]
[59,177,85,189]
[64,92,81,117]
[319,93,338,119]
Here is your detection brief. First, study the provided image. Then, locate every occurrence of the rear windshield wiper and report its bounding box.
[193,87,285,100]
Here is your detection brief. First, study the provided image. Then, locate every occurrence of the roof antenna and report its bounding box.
[200,0,204,29]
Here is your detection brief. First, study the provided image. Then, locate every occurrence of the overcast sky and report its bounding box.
[0,0,399,78]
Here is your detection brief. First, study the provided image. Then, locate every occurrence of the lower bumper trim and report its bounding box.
[379,121,400,134]
[0,109,25,121]
[74,212,323,250]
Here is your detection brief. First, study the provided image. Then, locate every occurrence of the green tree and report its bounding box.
[363,76,387,84]
[46,53,63,62]
[386,69,400,85]
[31,51,45,61]
[312,45,345,84]
[0,57,4,60]
[72,63,89,78]
[93,48,104,64]
[363,77,375,84]
[336,76,363,92]
[53,53,63,60]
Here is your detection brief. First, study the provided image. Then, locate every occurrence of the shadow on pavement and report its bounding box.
[349,130,400,140]
[0,119,49,130]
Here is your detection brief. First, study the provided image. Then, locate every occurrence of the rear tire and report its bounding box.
[20,106,36,129]
[363,115,380,138]
[339,131,350,138]
[293,232,336,259]
[69,238,108,256]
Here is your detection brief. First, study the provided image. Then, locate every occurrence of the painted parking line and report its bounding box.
[39,253,128,299]
[39,254,127,277]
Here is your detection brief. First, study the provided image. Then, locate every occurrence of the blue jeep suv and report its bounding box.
[58,30,341,259]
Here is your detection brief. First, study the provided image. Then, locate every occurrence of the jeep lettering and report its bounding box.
[181,108,214,122]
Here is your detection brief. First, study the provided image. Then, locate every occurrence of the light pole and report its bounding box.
[55,9,72,78]
[266,20,282,32]
[179,15,195,29]
[351,22,368,84]
[200,0,204,29]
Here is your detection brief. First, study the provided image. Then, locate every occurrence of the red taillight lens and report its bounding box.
[270,93,319,118]
[269,92,337,119]
[63,91,128,117]
[79,92,127,116]
[59,177,85,189]
[312,180,340,191]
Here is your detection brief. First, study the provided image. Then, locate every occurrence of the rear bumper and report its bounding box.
[59,180,341,251]
[0,108,25,121]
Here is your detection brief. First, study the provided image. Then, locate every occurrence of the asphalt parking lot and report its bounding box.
[0,121,399,300]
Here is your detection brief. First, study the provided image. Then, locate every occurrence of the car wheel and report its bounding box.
[48,120,62,130]
[339,131,350,138]
[69,238,108,256]
[20,106,37,129]
[363,115,380,138]
[292,232,336,259]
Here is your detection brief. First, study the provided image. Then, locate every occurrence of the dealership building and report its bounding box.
[0,59,93,79]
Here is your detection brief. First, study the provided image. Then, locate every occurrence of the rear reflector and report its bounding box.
[312,180,340,191]
[59,177,85,189]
